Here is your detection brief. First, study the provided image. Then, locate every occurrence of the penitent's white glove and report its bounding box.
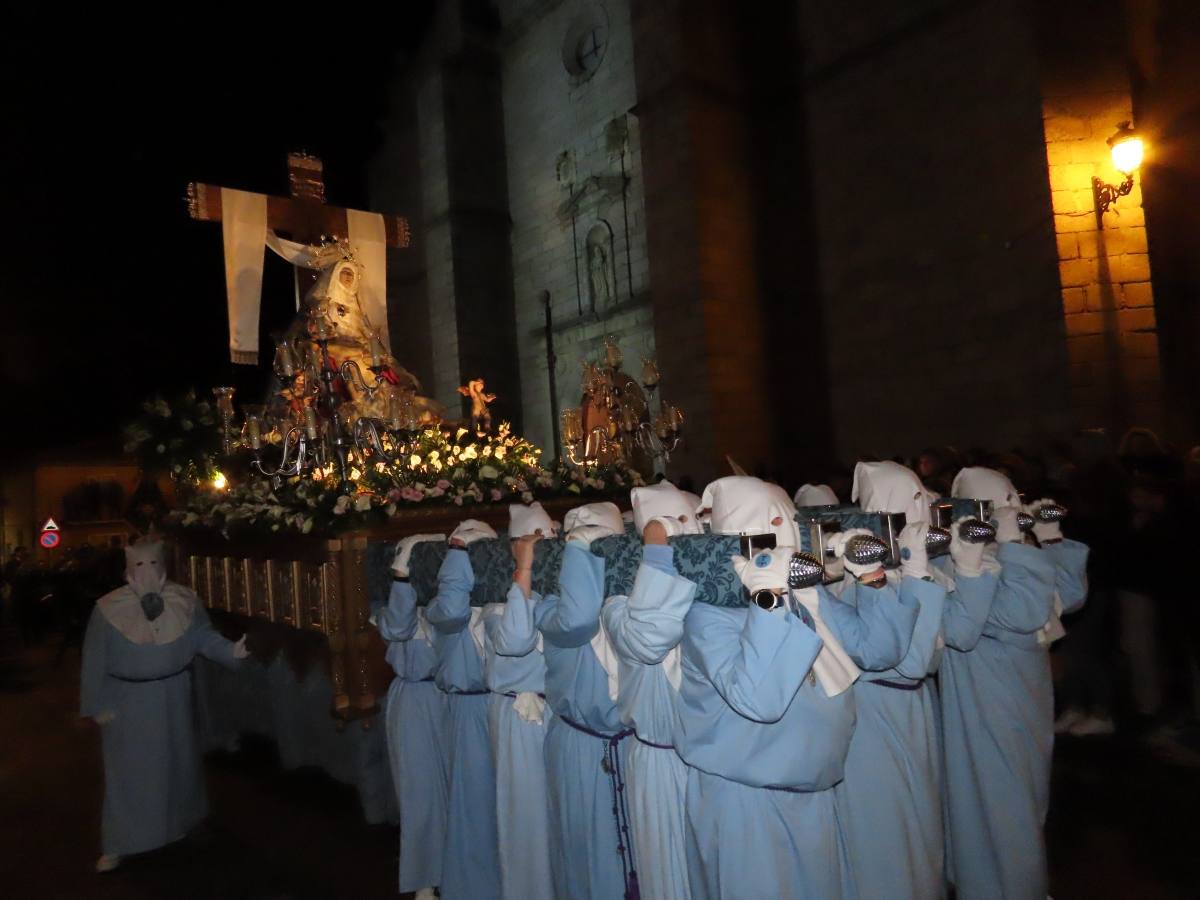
[993,507,1023,544]
[566,525,614,548]
[232,635,250,659]
[449,519,498,546]
[897,521,929,580]
[826,528,883,579]
[391,533,447,577]
[1026,498,1063,544]
[949,518,987,577]
[731,547,795,595]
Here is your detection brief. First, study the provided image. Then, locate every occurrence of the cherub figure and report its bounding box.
[457,378,496,433]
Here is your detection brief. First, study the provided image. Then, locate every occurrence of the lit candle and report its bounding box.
[246,417,261,450]
[369,332,387,369]
[274,341,296,377]
[387,392,403,430]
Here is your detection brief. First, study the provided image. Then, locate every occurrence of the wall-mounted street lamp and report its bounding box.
[1092,121,1144,215]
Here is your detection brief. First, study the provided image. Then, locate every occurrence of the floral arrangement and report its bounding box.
[123,390,223,486]
[168,421,645,538]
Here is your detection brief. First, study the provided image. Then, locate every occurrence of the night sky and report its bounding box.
[0,17,434,463]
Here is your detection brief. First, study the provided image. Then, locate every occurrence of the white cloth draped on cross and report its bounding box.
[220,187,389,365]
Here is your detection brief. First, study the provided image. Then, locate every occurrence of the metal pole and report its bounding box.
[543,291,562,466]
[569,187,583,319]
[619,142,634,305]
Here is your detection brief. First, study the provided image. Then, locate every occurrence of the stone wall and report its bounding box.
[1038,0,1165,436]
[371,0,1182,479]
[377,1,523,426]
[498,0,655,454]
[798,0,1074,463]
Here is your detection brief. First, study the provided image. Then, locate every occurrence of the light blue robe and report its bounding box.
[374,579,449,893]
[600,545,698,900]
[80,590,242,857]
[827,573,961,900]
[537,544,638,900]
[426,548,501,900]
[482,584,554,900]
[676,589,855,900]
[939,539,1089,900]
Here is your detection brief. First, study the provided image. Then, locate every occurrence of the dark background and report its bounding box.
[0,15,435,463]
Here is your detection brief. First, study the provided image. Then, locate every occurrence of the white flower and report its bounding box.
[333,495,352,515]
[156,444,166,454]
[479,465,499,480]
[521,491,534,503]
[354,494,372,512]
[180,419,193,431]
[301,517,314,534]
[461,445,479,461]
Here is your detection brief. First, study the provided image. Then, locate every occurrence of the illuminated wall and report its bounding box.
[1038,0,1165,436]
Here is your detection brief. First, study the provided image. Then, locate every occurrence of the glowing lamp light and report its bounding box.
[1093,121,1143,216]
[1110,128,1143,175]
[212,471,228,491]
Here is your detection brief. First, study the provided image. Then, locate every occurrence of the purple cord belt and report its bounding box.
[559,715,641,900]
[635,734,675,751]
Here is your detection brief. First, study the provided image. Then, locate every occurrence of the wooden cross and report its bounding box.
[187,152,411,250]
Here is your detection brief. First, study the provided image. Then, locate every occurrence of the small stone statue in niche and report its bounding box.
[458,377,497,433]
[587,241,613,313]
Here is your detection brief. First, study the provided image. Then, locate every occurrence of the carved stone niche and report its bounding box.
[585,220,618,314]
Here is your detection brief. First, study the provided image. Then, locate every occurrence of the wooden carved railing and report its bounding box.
[171,496,593,724]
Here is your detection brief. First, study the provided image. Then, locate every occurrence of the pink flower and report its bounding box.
[436,479,451,490]
[387,488,403,502]
[429,486,446,498]
[490,488,502,501]
[453,495,464,506]
[400,486,424,502]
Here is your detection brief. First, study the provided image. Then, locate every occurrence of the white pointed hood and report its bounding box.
[793,483,839,507]
[509,501,558,538]
[951,466,1021,509]
[701,476,800,547]
[631,481,704,535]
[852,461,930,524]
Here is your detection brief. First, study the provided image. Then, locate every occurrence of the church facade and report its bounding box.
[370,0,1191,486]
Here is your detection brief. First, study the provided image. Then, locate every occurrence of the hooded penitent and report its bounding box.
[509,501,558,538]
[950,466,1021,509]
[852,461,930,523]
[793,483,839,507]
[631,481,704,536]
[701,476,801,548]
